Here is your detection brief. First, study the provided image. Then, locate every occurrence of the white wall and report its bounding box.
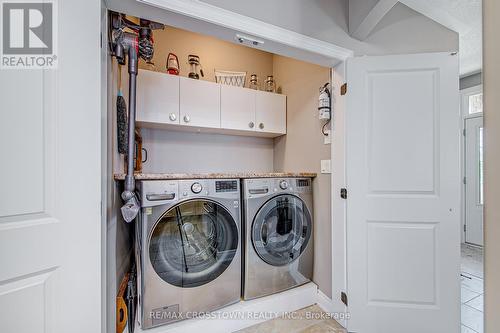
[200,0,459,55]
[141,129,274,173]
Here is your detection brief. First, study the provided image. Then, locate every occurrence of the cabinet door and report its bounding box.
[256,91,286,134]
[137,69,180,124]
[221,85,256,131]
[180,77,221,128]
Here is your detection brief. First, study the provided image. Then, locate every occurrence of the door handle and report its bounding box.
[249,188,269,195]
[183,115,190,123]
[259,123,264,130]
[146,193,176,201]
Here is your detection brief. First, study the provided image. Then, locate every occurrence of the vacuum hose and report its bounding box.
[121,47,140,223]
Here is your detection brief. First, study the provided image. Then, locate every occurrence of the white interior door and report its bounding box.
[464,116,484,246]
[346,53,460,333]
[0,1,102,332]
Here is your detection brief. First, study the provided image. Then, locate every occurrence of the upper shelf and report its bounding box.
[136,69,287,138]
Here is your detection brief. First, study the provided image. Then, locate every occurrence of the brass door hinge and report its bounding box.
[340,83,347,96]
[341,292,348,306]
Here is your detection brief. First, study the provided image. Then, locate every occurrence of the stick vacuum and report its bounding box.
[109,12,164,223]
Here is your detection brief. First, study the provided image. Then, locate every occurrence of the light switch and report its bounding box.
[321,159,331,174]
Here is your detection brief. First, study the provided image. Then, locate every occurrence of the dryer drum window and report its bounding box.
[149,199,238,288]
[252,194,312,266]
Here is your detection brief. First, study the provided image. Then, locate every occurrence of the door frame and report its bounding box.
[460,84,483,244]
[101,1,355,330]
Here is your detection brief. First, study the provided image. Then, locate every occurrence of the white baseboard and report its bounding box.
[136,282,318,333]
[315,289,347,329]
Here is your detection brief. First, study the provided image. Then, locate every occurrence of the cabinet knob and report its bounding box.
[169,113,177,121]
[183,115,190,123]
[249,122,255,128]
[259,123,264,130]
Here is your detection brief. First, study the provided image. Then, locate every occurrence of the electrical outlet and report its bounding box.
[324,129,331,144]
[321,160,331,174]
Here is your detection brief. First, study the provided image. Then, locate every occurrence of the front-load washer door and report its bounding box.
[252,194,312,266]
[149,199,238,288]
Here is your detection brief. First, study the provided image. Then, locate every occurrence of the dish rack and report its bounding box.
[215,70,247,87]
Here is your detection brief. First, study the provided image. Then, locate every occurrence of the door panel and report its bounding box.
[221,85,256,131]
[255,90,286,134]
[367,70,437,194]
[0,1,101,332]
[346,53,460,333]
[137,69,180,125]
[180,76,220,128]
[465,116,484,246]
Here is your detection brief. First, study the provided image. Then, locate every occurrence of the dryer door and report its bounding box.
[149,199,238,288]
[252,194,312,266]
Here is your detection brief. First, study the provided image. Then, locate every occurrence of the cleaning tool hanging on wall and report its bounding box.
[117,65,128,155]
[109,11,164,223]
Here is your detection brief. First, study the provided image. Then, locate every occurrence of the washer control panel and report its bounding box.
[215,180,238,193]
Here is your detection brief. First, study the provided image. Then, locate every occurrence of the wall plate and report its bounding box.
[321,159,331,174]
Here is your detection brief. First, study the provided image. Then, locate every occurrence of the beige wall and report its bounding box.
[483,1,499,332]
[273,55,332,297]
[140,25,273,87]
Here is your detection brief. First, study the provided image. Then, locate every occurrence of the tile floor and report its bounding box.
[461,243,484,333]
[236,305,346,333]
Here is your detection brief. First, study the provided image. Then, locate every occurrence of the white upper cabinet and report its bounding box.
[136,70,286,137]
[137,69,180,124]
[256,90,287,134]
[180,76,221,128]
[221,85,256,131]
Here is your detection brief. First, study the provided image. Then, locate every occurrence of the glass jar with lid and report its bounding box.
[249,74,259,90]
[264,75,276,93]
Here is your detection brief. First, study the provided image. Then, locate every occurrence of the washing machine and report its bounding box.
[135,179,241,329]
[242,177,313,300]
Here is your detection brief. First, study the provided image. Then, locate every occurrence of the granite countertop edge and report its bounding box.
[113,172,318,180]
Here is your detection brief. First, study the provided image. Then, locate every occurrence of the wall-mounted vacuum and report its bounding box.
[109,12,164,223]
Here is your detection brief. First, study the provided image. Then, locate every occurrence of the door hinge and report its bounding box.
[341,292,348,306]
[464,224,466,232]
[463,128,466,136]
[340,188,347,199]
[340,83,347,96]
[463,177,467,185]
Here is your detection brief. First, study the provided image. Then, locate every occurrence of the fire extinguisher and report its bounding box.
[318,82,331,120]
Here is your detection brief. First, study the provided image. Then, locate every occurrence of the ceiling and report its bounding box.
[400,0,482,76]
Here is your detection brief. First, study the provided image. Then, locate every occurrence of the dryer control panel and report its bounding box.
[244,177,312,198]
